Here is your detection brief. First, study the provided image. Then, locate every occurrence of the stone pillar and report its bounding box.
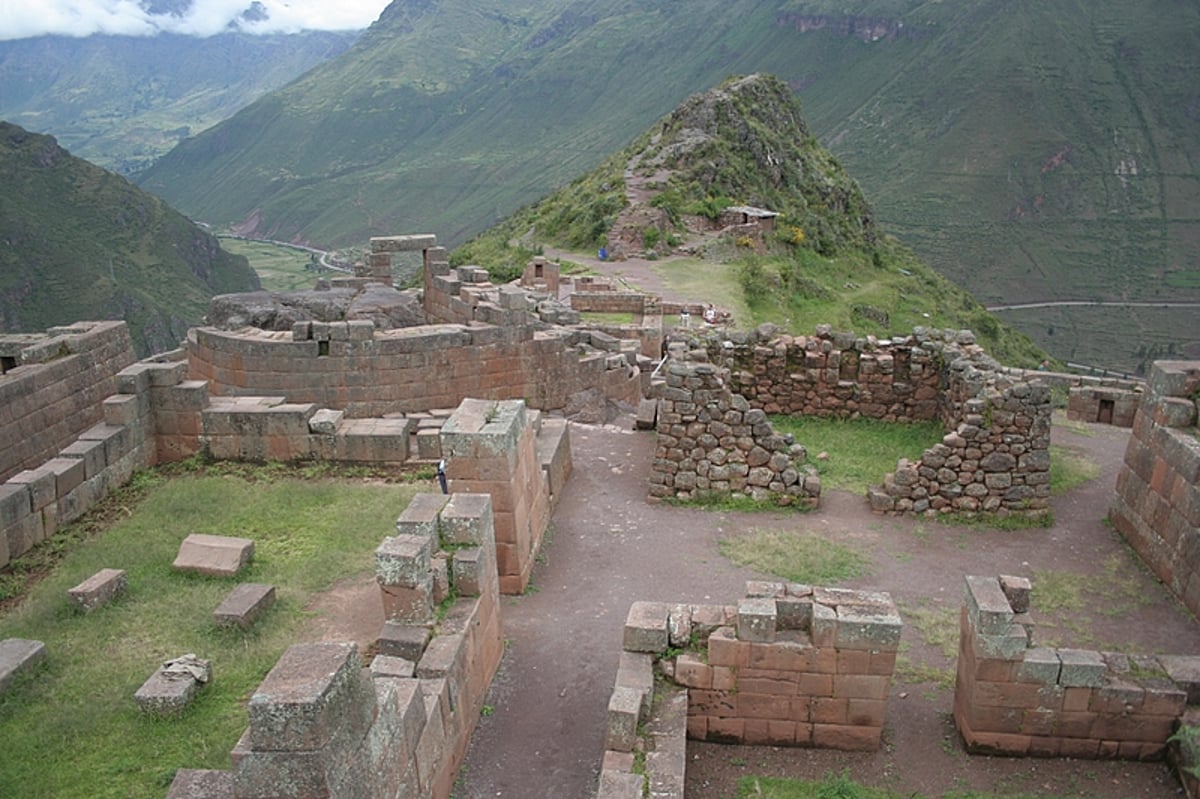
[440,399,551,594]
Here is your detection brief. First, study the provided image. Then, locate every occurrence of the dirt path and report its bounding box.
[445,416,1195,799]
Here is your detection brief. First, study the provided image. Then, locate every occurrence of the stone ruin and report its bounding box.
[1,229,1198,797]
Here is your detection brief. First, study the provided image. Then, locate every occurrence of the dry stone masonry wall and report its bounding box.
[690,325,1053,517]
[1110,361,1200,616]
[649,359,820,507]
[954,574,1197,760]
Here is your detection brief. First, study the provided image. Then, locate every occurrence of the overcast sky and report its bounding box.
[0,0,392,40]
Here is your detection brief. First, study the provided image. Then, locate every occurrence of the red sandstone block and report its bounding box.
[736,692,793,721]
[975,659,1018,682]
[833,674,889,701]
[963,728,1031,756]
[686,715,708,740]
[812,724,880,751]
[963,703,1024,735]
[810,697,847,725]
[738,675,795,696]
[1091,713,1173,742]
[707,628,749,668]
[1059,737,1100,759]
[1098,739,1121,759]
[1028,736,1061,757]
[795,673,833,698]
[743,719,772,745]
[973,680,1044,708]
[688,690,735,717]
[497,575,525,595]
[749,641,812,672]
[1062,687,1092,712]
[674,656,712,690]
[1020,707,1057,736]
[835,649,870,675]
[868,651,897,676]
[788,696,813,723]
[707,717,744,742]
[847,698,886,727]
[812,648,837,674]
[712,666,737,691]
[1055,710,1098,738]
[758,720,794,746]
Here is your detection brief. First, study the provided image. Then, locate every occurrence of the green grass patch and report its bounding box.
[719,529,867,584]
[768,416,945,494]
[1049,445,1100,496]
[1031,570,1088,614]
[738,771,1069,798]
[0,472,416,799]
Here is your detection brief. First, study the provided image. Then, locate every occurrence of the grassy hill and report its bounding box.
[0,31,358,175]
[457,75,1046,367]
[0,122,260,354]
[133,0,1199,372]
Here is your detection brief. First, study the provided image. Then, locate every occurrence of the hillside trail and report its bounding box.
[309,416,1197,799]
[541,151,727,313]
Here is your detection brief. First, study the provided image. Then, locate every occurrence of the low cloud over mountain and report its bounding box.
[0,0,389,40]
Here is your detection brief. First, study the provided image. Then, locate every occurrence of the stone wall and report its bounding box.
[598,583,902,798]
[185,315,642,419]
[0,351,167,568]
[0,322,137,483]
[695,325,1052,517]
[649,359,820,507]
[1110,361,1200,616]
[440,399,564,594]
[954,574,1196,759]
[169,492,504,799]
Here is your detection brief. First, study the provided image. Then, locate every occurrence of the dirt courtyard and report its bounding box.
[424,413,1198,799]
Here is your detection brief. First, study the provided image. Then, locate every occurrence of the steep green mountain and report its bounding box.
[138,0,1200,373]
[0,122,260,354]
[457,74,1045,367]
[0,31,358,174]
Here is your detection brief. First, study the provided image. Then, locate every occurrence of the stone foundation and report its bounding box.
[599,583,902,797]
[954,574,1194,759]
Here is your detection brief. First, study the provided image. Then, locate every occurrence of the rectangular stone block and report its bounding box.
[606,686,642,752]
[737,597,777,643]
[173,534,254,577]
[166,769,233,799]
[439,493,494,546]
[1017,647,1061,684]
[68,568,127,613]
[0,638,47,694]
[1058,648,1106,687]
[378,622,431,662]
[616,651,655,719]
[624,601,670,653]
[246,642,373,752]
[214,583,276,629]
[965,575,1014,635]
[375,533,434,588]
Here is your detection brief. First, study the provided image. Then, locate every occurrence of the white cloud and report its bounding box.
[0,0,391,40]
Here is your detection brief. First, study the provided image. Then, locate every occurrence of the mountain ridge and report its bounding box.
[0,121,261,354]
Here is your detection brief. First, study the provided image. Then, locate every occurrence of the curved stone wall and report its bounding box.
[186,321,642,417]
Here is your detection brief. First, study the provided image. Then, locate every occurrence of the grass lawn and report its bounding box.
[0,468,417,799]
